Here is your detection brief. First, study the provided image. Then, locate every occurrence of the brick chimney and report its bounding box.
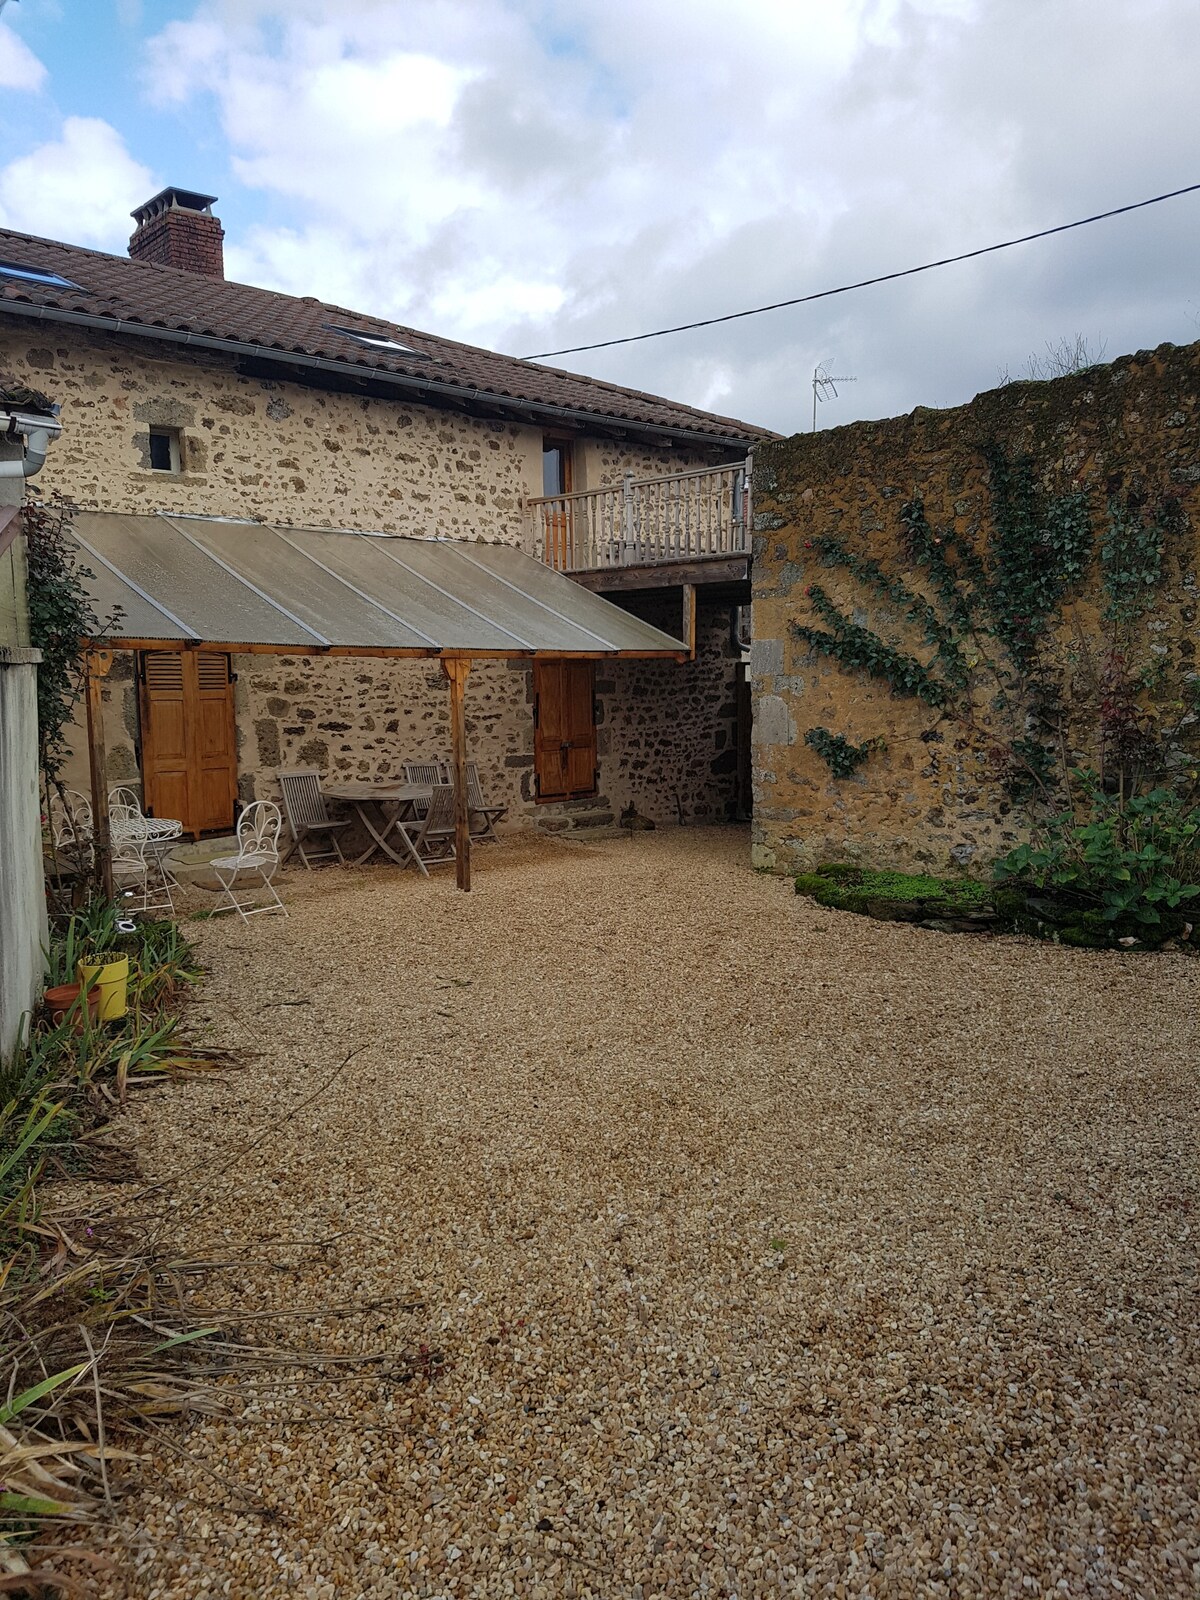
[128,187,224,278]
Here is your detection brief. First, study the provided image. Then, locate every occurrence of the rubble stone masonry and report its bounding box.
[751,340,1200,875]
[12,325,743,830]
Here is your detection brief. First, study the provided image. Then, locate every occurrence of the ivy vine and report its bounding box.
[1100,488,1181,624]
[794,584,951,706]
[789,443,1191,799]
[804,726,883,778]
[24,494,118,782]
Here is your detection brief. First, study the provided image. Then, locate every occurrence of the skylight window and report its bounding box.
[0,260,82,291]
[325,323,430,358]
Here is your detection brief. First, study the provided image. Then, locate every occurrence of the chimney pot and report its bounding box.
[129,187,224,278]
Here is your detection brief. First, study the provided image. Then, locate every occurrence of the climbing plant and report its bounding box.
[23,494,116,782]
[789,444,1195,806]
[803,726,884,778]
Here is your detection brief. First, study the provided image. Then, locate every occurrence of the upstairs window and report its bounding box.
[148,427,181,473]
[542,437,573,497]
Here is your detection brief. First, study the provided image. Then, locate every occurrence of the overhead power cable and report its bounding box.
[521,181,1200,361]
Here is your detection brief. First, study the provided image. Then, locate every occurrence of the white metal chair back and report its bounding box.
[50,788,93,848]
[108,785,142,811]
[237,800,283,866]
[209,801,287,921]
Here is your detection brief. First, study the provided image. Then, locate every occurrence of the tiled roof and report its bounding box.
[0,227,774,446]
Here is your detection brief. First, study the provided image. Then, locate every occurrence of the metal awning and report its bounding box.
[70,512,687,657]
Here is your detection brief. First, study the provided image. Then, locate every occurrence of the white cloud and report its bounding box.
[0,117,157,249]
[142,0,1200,433]
[0,18,47,90]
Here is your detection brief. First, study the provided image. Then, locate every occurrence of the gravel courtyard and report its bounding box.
[95,830,1198,1598]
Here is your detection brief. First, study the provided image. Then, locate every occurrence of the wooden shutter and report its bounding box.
[534,660,596,801]
[141,652,190,828]
[140,651,237,838]
[193,653,238,835]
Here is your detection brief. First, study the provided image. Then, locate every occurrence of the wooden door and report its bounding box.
[534,660,596,801]
[542,437,574,569]
[140,651,237,838]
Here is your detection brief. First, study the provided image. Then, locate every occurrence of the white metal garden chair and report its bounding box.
[49,787,92,844]
[277,767,349,869]
[110,818,176,916]
[210,801,288,921]
[48,788,94,874]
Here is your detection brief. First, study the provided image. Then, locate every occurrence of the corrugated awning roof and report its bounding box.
[70,513,687,657]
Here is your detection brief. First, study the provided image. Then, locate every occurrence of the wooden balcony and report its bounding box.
[529,457,753,577]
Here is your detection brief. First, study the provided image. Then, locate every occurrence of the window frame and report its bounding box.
[148,427,182,474]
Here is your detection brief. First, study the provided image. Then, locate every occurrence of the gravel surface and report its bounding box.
[84,829,1199,1598]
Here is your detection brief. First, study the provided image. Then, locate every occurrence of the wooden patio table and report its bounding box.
[322,781,433,873]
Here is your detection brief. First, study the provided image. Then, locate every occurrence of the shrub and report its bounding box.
[992,773,1200,945]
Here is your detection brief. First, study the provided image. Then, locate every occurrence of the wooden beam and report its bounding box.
[442,657,472,892]
[84,649,114,901]
[81,638,688,662]
[568,554,750,594]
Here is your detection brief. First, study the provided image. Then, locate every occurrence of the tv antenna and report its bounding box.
[812,361,857,432]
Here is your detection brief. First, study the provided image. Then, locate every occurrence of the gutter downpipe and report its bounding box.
[0,409,63,479]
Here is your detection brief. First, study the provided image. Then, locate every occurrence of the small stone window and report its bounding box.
[148,427,181,472]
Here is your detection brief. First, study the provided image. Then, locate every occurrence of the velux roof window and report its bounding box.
[0,259,82,291]
[325,323,430,358]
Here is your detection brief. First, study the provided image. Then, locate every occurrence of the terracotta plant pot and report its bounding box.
[44,982,101,1030]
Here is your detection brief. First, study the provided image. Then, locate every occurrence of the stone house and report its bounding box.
[0,188,769,842]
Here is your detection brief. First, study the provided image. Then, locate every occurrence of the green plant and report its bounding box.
[804,726,882,778]
[993,773,1200,937]
[791,445,1194,824]
[794,585,951,705]
[23,495,119,783]
[795,863,994,923]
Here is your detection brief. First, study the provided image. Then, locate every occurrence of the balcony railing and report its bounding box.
[530,455,753,572]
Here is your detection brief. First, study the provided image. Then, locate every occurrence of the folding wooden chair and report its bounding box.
[278,767,350,869]
[411,783,457,867]
[403,760,449,819]
[466,762,507,842]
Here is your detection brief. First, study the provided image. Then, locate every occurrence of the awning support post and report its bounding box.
[85,648,114,901]
[442,658,472,892]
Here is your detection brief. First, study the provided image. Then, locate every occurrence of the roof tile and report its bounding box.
[0,225,773,445]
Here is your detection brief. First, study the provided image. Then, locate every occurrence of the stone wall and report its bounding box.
[65,599,743,840]
[6,320,743,835]
[0,325,717,542]
[751,340,1200,876]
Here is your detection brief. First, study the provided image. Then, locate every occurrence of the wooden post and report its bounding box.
[84,648,114,900]
[442,658,472,892]
[681,583,697,661]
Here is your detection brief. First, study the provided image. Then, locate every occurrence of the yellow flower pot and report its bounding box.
[77,953,129,1022]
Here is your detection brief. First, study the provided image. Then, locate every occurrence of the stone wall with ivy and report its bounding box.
[751,340,1200,875]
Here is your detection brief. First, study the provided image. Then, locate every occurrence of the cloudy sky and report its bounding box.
[0,0,1197,436]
